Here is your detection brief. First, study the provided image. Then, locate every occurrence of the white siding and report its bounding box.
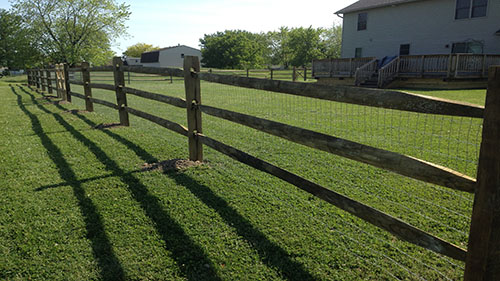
[340,0,500,58]
[141,46,202,68]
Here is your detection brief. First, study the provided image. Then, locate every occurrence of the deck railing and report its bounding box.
[354,58,378,86]
[314,54,500,87]
[312,57,374,78]
[378,57,399,88]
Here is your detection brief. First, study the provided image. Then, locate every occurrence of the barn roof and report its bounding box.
[336,0,424,14]
[142,45,200,55]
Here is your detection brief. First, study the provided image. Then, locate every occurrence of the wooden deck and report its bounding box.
[313,54,500,88]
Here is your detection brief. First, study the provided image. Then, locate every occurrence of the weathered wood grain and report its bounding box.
[89,83,115,91]
[184,56,203,161]
[125,106,188,136]
[81,62,93,112]
[465,66,500,280]
[69,80,84,86]
[200,104,476,192]
[123,65,184,78]
[113,57,129,126]
[88,66,114,72]
[63,64,72,102]
[198,133,467,261]
[123,87,186,108]
[198,73,484,118]
[85,96,119,110]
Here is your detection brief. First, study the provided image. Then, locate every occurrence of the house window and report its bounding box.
[455,0,487,19]
[451,41,484,53]
[355,48,363,58]
[357,13,367,31]
[399,44,410,55]
[181,53,185,58]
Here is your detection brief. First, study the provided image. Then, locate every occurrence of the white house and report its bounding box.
[336,0,500,58]
[140,45,202,68]
[124,57,141,66]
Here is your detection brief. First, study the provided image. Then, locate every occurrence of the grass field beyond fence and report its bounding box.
[0,73,487,280]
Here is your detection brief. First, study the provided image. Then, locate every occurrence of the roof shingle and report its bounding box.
[336,0,424,14]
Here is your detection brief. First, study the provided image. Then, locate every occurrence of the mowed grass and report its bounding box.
[0,73,486,280]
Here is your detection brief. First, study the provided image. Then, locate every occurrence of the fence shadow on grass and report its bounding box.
[11,85,126,280]
[35,87,319,280]
[166,172,319,281]
[17,85,223,281]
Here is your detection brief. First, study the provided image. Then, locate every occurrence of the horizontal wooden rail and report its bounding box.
[125,106,188,136]
[197,133,467,261]
[68,67,82,72]
[87,96,118,109]
[70,91,87,100]
[200,104,476,193]
[198,73,484,118]
[123,65,184,77]
[69,91,117,109]
[123,87,186,108]
[88,66,114,72]
[69,80,84,86]
[89,83,115,91]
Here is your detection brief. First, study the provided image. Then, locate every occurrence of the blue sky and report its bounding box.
[0,0,356,55]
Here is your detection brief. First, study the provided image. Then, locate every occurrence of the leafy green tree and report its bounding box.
[123,43,160,58]
[0,9,41,69]
[200,30,268,69]
[11,0,131,66]
[288,26,324,67]
[267,27,292,68]
[321,24,342,58]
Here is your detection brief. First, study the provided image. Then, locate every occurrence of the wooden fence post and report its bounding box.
[246,68,249,78]
[183,56,203,161]
[36,69,41,89]
[63,63,71,102]
[112,57,129,126]
[81,62,93,112]
[293,66,297,82]
[464,66,500,280]
[56,64,62,99]
[304,66,307,81]
[46,69,52,95]
[41,69,47,92]
[270,68,274,80]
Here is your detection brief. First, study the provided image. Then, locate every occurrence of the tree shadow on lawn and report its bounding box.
[17,85,222,281]
[11,85,126,280]
[41,87,319,280]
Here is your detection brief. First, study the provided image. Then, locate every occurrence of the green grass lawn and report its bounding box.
[0,74,485,280]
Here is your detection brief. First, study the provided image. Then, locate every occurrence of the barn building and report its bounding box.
[140,45,202,68]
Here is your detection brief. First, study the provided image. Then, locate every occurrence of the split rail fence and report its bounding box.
[27,57,500,280]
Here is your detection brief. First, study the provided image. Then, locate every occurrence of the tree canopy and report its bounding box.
[123,43,160,58]
[200,30,269,69]
[10,0,131,66]
[0,9,41,68]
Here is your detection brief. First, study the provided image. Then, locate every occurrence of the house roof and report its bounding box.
[336,0,424,14]
[142,45,200,55]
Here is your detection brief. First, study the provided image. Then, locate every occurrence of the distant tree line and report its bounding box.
[200,25,342,69]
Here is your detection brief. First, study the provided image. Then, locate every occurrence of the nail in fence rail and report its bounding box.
[27,60,500,277]
[464,66,500,280]
[113,57,129,126]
